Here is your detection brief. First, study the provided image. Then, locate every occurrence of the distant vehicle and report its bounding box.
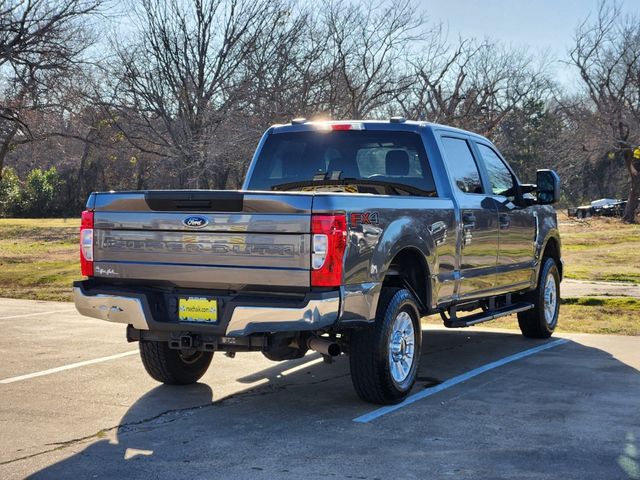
[574,198,629,218]
[73,119,562,405]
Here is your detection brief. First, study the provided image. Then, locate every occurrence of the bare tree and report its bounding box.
[3,0,638,219]
[570,1,640,222]
[238,6,332,122]
[106,0,290,189]
[401,35,552,137]
[0,0,101,180]
[322,0,427,119]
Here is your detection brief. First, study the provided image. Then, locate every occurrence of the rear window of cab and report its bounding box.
[246,130,437,196]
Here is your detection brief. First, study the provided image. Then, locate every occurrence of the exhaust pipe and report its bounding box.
[307,336,341,357]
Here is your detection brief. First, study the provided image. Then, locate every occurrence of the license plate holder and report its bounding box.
[178,297,218,323]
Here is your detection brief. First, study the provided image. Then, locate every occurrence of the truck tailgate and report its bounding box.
[89,191,313,289]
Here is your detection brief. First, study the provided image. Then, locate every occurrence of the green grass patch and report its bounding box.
[0,218,80,302]
[565,271,640,284]
[561,296,640,309]
[424,297,640,335]
[0,218,79,228]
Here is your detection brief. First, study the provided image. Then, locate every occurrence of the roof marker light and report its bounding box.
[316,122,365,132]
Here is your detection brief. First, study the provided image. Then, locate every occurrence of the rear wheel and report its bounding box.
[518,257,560,338]
[139,340,213,385]
[349,288,421,404]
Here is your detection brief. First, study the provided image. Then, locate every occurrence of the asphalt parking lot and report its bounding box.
[1,297,639,480]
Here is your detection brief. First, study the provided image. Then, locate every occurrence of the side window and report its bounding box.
[477,144,515,199]
[440,137,483,194]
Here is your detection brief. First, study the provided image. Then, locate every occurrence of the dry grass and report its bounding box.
[559,215,640,284]
[0,218,80,301]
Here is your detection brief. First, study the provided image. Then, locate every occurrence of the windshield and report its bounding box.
[246,130,436,195]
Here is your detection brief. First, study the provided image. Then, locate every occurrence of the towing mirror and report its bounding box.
[536,169,560,205]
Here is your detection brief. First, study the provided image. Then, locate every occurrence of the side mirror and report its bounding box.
[536,169,560,205]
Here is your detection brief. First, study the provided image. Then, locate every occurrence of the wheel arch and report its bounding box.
[381,246,431,316]
[542,235,563,280]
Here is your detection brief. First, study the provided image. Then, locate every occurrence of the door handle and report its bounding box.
[462,212,476,229]
[499,213,510,229]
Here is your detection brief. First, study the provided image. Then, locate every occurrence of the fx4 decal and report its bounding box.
[351,212,379,225]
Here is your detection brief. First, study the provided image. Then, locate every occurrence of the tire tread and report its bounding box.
[349,288,420,404]
[518,257,559,339]
[139,340,212,385]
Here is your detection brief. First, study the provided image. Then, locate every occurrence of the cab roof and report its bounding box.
[268,119,490,142]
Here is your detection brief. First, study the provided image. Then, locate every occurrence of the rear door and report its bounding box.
[473,142,536,290]
[438,135,499,299]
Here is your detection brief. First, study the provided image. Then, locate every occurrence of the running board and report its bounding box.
[441,302,534,328]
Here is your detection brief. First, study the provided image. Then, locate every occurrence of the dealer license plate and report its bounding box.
[178,297,218,323]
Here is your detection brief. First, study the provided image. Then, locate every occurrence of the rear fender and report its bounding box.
[371,217,433,280]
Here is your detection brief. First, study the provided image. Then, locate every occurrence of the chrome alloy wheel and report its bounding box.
[388,311,416,384]
[543,272,558,326]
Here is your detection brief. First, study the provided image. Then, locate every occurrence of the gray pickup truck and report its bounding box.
[74,119,562,404]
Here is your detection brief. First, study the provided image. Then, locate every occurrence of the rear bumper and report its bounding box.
[73,282,340,337]
[74,287,149,330]
[226,298,339,336]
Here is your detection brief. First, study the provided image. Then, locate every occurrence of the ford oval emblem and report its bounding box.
[183,216,209,229]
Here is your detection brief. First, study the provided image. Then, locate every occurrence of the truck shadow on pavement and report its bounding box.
[26,329,640,480]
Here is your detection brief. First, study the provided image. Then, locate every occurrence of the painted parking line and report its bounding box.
[0,350,138,384]
[353,338,569,423]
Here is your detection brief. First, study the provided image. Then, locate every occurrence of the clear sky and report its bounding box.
[419,0,639,91]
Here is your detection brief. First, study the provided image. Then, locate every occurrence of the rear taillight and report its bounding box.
[80,210,94,277]
[311,214,347,287]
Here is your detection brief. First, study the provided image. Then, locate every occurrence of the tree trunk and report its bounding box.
[622,151,639,223]
[135,157,145,190]
[0,125,19,181]
[623,176,639,223]
[76,136,91,203]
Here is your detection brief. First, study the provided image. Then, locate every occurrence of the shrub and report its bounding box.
[0,167,64,217]
[0,168,21,217]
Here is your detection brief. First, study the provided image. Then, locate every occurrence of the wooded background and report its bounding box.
[1,0,639,220]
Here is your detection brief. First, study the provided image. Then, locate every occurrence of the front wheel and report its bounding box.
[349,288,421,404]
[139,340,213,385]
[518,257,560,338]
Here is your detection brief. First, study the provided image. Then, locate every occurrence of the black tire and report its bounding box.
[139,340,213,385]
[518,257,560,338]
[349,288,422,404]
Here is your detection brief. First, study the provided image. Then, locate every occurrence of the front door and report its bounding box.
[439,136,499,299]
